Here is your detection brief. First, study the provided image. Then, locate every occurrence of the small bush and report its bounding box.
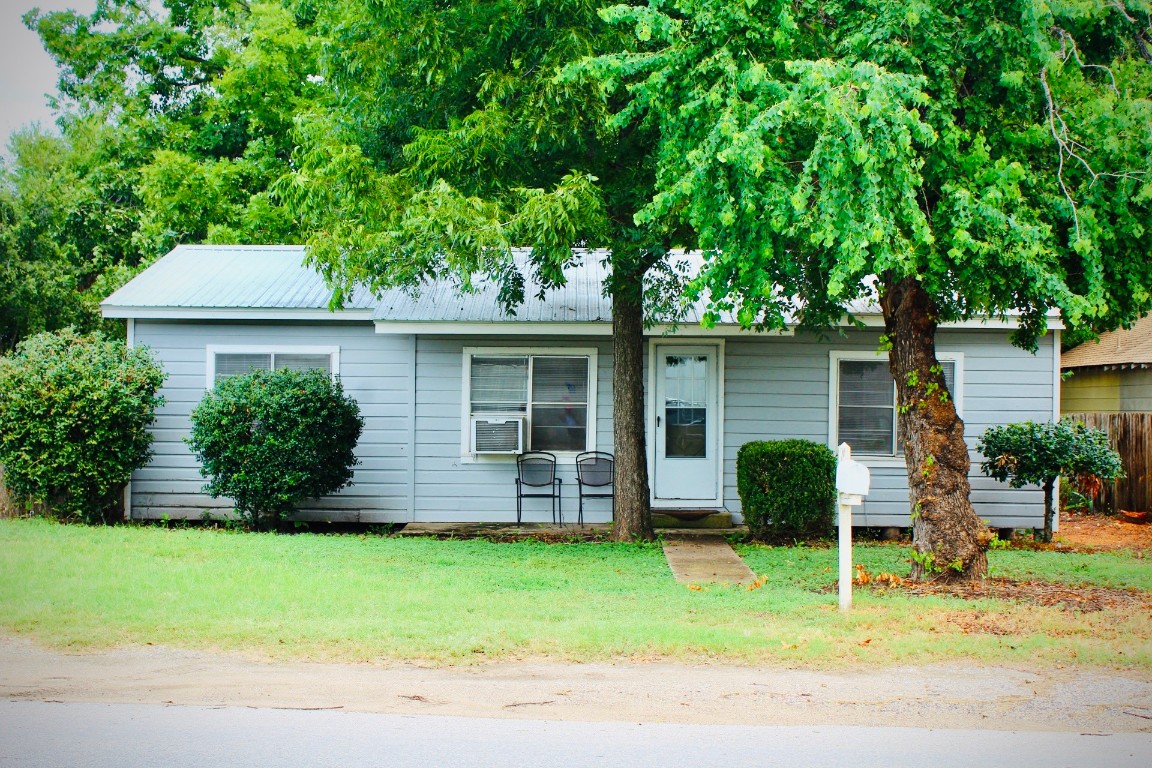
[979,419,1123,542]
[736,439,836,542]
[187,368,364,529]
[0,329,166,523]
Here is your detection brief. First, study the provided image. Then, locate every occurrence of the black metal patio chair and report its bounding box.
[575,451,614,527]
[515,451,562,525]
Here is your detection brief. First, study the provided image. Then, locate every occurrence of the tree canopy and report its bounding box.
[579,0,1152,340]
[2,0,322,349]
[575,0,1152,577]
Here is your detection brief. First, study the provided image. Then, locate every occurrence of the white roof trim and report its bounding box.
[372,320,795,336]
[102,307,375,321]
[843,316,1064,331]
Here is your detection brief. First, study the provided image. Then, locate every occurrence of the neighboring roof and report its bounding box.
[1062,314,1152,370]
[101,245,377,319]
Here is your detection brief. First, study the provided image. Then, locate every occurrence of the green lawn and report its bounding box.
[1,518,1148,668]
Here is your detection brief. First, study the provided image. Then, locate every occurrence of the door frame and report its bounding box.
[646,339,725,508]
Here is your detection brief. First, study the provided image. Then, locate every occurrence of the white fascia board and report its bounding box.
[842,315,1065,331]
[376,321,612,336]
[373,321,794,336]
[101,306,375,321]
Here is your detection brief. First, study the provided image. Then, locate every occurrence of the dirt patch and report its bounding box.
[1055,510,1152,553]
[868,576,1152,612]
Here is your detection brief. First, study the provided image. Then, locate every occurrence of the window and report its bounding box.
[464,348,596,455]
[206,346,339,387]
[830,352,962,456]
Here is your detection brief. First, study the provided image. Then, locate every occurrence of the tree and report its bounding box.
[4,1,321,346]
[576,0,1152,579]
[280,0,673,540]
[979,420,1123,543]
[0,329,165,523]
[187,368,364,530]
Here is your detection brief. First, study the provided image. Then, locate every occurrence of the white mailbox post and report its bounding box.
[835,443,871,612]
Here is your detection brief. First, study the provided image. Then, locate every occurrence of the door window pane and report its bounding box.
[665,355,708,458]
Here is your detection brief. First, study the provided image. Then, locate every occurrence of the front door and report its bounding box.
[652,345,720,504]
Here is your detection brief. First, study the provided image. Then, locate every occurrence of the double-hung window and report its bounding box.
[206,346,339,387]
[465,348,596,455]
[830,351,962,457]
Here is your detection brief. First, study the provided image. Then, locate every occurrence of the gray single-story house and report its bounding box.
[101,245,1061,529]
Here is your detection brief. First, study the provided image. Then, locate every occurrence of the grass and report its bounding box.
[0,518,1149,669]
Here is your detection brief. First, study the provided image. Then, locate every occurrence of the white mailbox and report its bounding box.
[836,443,871,501]
[835,443,871,612]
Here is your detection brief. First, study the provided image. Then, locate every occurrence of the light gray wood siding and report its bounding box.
[721,328,1055,528]
[412,337,614,523]
[131,319,1052,529]
[130,321,413,523]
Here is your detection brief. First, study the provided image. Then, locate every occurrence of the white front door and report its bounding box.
[652,345,720,504]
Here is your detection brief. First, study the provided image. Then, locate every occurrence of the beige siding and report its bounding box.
[1120,369,1152,411]
[1061,370,1122,414]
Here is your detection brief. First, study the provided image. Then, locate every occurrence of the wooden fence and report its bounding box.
[1065,412,1152,513]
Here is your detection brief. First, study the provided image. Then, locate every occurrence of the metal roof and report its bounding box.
[101,244,1057,332]
[1062,314,1152,369]
[372,249,614,323]
[101,245,377,315]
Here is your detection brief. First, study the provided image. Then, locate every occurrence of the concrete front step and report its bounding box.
[652,510,733,529]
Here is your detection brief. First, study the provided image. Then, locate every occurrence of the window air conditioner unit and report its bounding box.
[471,416,525,454]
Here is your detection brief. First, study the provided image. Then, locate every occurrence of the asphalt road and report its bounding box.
[2,700,1149,768]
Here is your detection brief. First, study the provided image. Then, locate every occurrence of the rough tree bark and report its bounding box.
[881,277,989,581]
[610,284,654,541]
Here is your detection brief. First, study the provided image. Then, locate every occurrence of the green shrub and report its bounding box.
[0,329,166,523]
[978,419,1123,542]
[736,439,836,541]
[187,368,364,529]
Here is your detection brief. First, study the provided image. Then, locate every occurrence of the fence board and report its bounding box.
[1065,412,1152,513]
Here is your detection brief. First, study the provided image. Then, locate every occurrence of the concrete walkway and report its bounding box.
[661,535,757,585]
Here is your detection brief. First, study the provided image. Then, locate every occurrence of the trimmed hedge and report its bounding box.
[187,368,364,529]
[0,329,165,524]
[736,439,836,541]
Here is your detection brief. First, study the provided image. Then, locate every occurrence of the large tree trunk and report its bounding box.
[610,289,654,541]
[882,277,989,581]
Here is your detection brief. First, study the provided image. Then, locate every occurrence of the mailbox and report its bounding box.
[836,443,871,500]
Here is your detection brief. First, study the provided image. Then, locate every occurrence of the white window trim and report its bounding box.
[828,349,964,467]
[205,345,341,389]
[461,346,598,462]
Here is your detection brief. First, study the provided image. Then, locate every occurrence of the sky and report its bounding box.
[0,0,99,146]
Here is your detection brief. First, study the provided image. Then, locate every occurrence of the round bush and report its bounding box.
[736,439,836,542]
[0,329,166,523]
[187,368,364,528]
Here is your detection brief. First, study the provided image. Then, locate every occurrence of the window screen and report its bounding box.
[837,359,955,455]
[275,354,332,374]
[214,353,272,383]
[214,351,333,384]
[530,357,588,452]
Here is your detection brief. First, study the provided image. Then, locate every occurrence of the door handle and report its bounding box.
[656,415,661,427]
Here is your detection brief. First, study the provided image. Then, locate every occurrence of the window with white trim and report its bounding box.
[831,352,961,456]
[465,349,596,454]
[207,346,339,386]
